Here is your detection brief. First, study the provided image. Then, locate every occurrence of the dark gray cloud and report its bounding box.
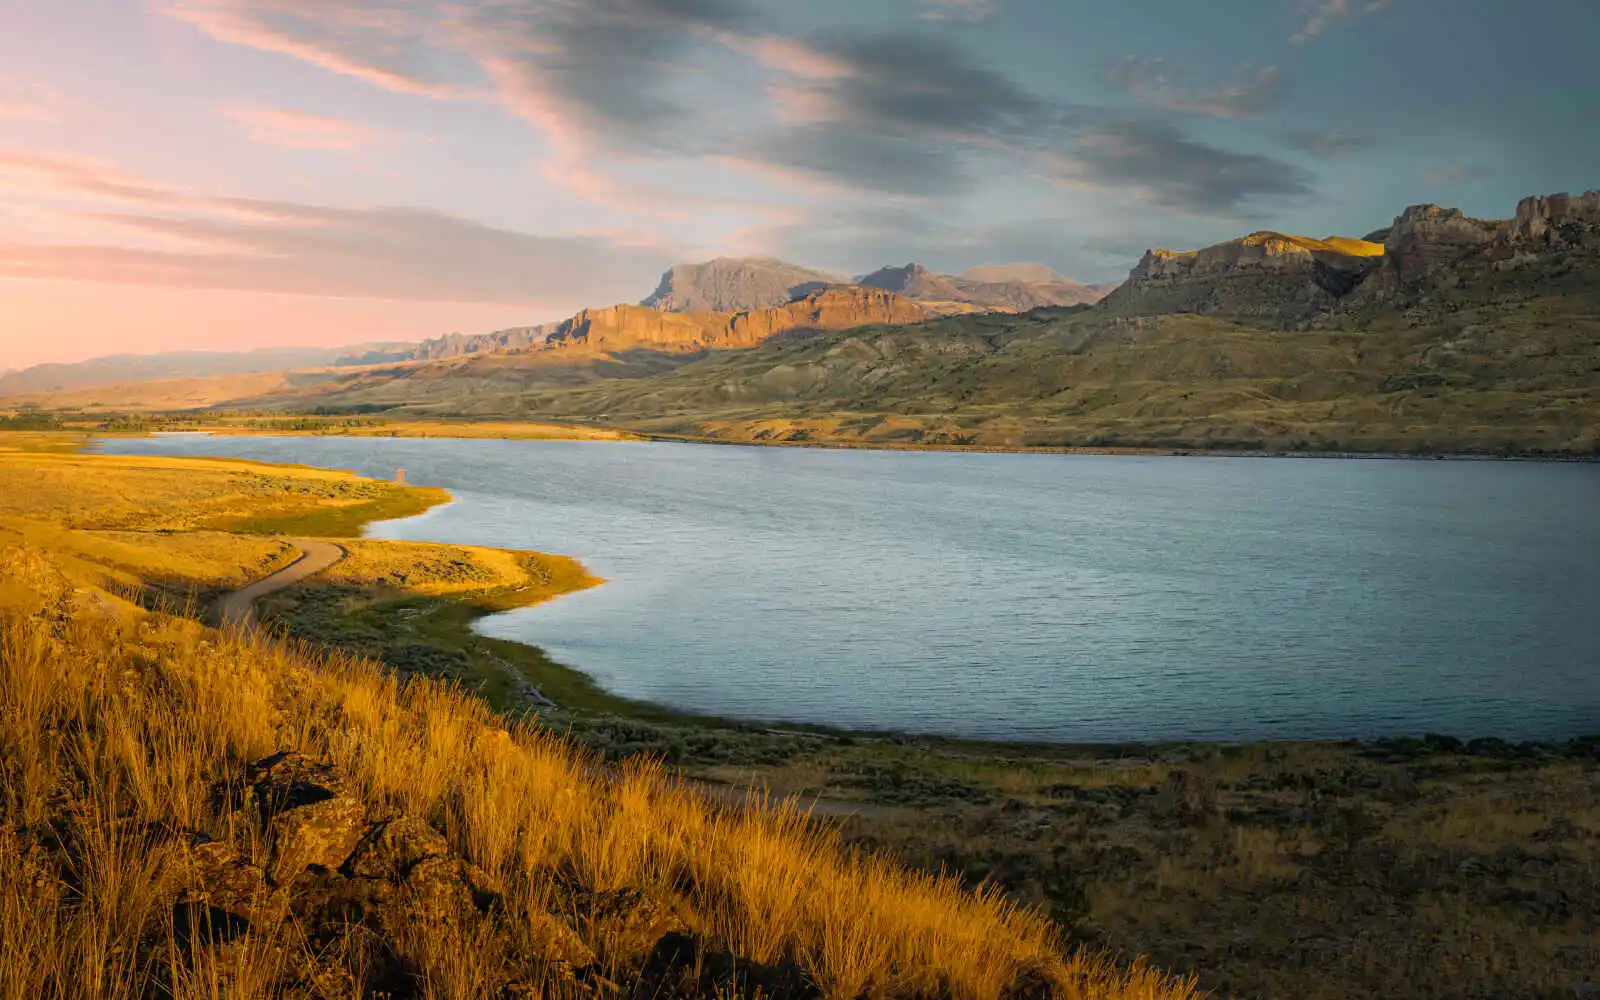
[461,0,748,152]
[738,31,1061,198]
[1285,129,1370,158]
[1064,120,1312,212]
[752,128,973,196]
[783,33,1044,138]
[1109,57,1287,118]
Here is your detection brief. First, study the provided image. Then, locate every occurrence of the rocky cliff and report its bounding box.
[1099,232,1385,321]
[1102,188,1599,322]
[545,286,929,353]
[641,257,843,313]
[1355,188,1599,299]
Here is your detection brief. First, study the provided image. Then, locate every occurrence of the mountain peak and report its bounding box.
[641,257,844,313]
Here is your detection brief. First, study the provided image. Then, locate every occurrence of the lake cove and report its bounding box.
[95,435,1600,743]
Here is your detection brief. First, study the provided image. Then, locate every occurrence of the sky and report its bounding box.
[1,0,1596,370]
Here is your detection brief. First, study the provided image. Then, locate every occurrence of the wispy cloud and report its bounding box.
[0,77,66,121]
[220,104,395,149]
[1052,120,1312,213]
[0,147,674,305]
[167,0,465,97]
[1285,129,1370,158]
[1420,163,1491,189]
[1109,57,1287,118]
[918,0,999,22]
[1291,0,1392,45]
[160,0,1318,219]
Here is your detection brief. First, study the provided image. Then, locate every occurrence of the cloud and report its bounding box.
[1420,163,1491,188]
[220,104,395,149]
[1285,129,1369,158]
[458,0,748,155]
[735,31,1050,195]
[1292,0,1392,45]
[0,147,675,306]
[163,0,1318,219]
[0,150,183,205]
[1054,120,1312,213]
[1109,57,1287,118]
[0,77,63,121]
[167,0,464,97]
[918,0,999,21]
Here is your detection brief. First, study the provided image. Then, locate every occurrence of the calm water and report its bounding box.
[95,435,1600,742]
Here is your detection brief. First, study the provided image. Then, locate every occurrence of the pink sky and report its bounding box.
[1,0,1589,372]
[0,279,543,368]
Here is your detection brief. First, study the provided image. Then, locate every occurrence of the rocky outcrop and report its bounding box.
[541,286,930,354]
[1356,189,1598,298]
[641,257,843,313]
[1369,204,1502,292]
[1510,189,1600,249]
[408,327,553,361]
[1099,232,1385,321]
[860,262,1110,310]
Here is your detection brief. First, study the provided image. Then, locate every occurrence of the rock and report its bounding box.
[345,816,451,881]
[861,262,1109,310]
[182,839,269,921]
[268,795,369,884]
[243,752,369,884]
[1099,231,1384,321]
[1511,190,1600,249]
[1374,204,1501,290]
[642,257,844,313]
[1150,770,1217,825]
[402,856,500,917]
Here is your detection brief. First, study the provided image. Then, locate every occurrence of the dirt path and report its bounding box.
[216,539,345,628]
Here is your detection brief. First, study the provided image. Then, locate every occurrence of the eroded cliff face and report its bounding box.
[541,286,930,354]
[1510,190,1600,249]
[1104,189,1599,322]
[1100,232,1384,321]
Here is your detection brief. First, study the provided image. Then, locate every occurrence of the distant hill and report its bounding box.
[859,262,1111,311]
[290,188,1598,456]
[15,189,1596,456]
[641,257,845,313]
[0,345,413,398]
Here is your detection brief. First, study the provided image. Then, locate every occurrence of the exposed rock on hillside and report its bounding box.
[641,256,843,312]
[408,327,554,361]
[1368,205,1502,292]
[544,286,928,353]
[1510,189,1600,249]
[1100,232,1385,321]
[860,262,1109,310]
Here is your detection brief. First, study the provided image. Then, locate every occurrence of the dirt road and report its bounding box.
[215,539,344,628]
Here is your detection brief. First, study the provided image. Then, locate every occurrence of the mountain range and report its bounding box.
[4,189,1596,455]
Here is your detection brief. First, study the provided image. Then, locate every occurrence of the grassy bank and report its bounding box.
[2,555,1184,999]
[3,429,1594,999]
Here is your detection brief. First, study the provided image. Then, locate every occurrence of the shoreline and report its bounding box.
[65,418,1600,463]
[634,429,1600,464]
[84,432,1598,753]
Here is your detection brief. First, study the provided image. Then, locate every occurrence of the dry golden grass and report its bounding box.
[0,515,295,596]
[323,539,602,607]
[0,545,1194,1000]
[0,446,444,536]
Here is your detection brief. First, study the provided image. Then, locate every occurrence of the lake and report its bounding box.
[95,435,1600,743]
